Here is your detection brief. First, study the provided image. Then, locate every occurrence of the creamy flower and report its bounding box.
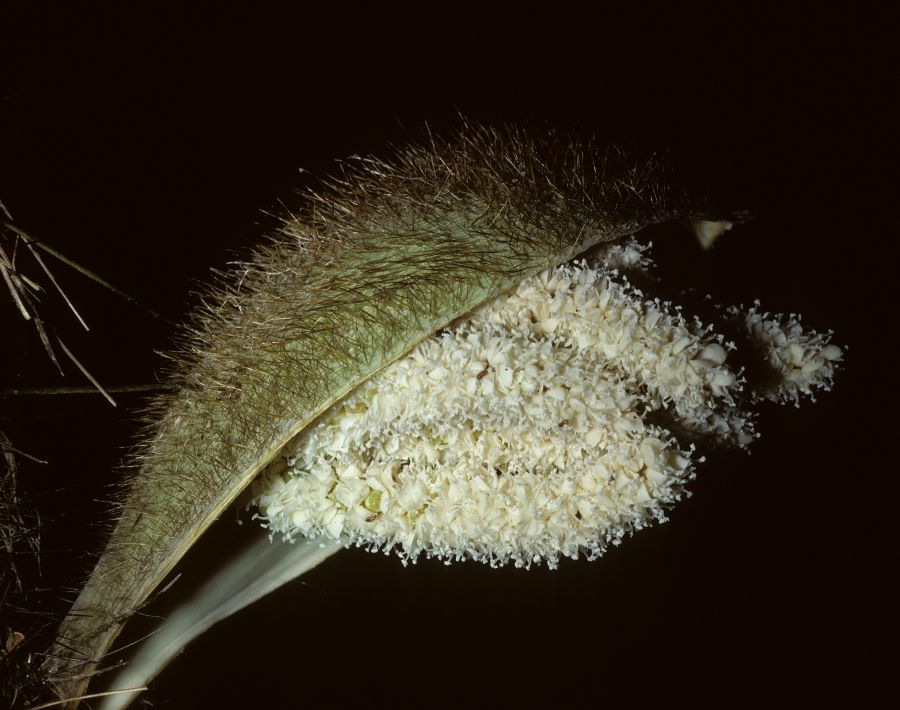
[251,238,842,568]
[723,301,844,405]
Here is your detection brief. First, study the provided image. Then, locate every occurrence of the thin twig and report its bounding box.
[24,239,89,331]
[29,309,64,375]
[20,272,44,292]
[56,338,116,407]
[5,223,173,325]
[1,384,177,397]
[1,240,64,371]
[0,444,48,465]
[0,259,30,320]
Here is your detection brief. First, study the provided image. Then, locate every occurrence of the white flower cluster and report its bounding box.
[723,302,843,406]
[250,239,842,568]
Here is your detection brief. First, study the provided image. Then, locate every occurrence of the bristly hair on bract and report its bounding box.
[41,121,712,707]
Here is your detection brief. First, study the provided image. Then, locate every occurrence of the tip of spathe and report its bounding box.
[691,219,734,250]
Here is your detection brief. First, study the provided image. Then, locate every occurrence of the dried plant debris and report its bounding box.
[1,219,122,404]
[1,432,42,592]
[1,431,46,710]
[35,124,841,708]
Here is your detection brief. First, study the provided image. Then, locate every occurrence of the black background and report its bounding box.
[1,4,894,707]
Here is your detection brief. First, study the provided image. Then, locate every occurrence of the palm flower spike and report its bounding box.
[41,123,842,708]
